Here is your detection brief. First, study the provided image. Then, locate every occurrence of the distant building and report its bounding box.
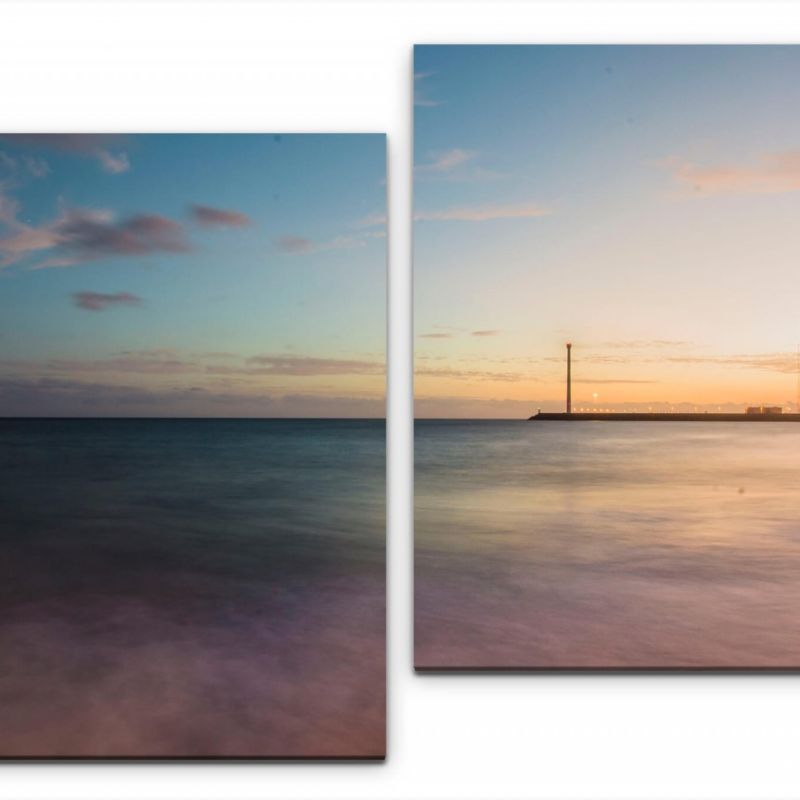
[746,406,783,415]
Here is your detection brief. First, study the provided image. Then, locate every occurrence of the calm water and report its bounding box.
[416,420,800,668]
[0,418,385,757]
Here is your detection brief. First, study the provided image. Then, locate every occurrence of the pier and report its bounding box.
[530,344,800,421]
[530,411,800,421]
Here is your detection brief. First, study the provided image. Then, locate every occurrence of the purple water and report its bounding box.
[0,418,385,757]
[416,420,800,669]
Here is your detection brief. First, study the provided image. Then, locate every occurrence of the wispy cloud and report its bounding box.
[355,212,387,228]
[1,150,50,180]
[572,378,659,384]
[601,339,692,349]
[96,150,130,174]
[415,202,550,223]
[0,134,131,175]
[419,328,501,339]
[0,187,21,228]
[547,347,800,375]
[274,235,315,255]
[414,70,441,108]
[273,231,379,256]
[664,352,800,373]
[23,156,50,178]
[415,149,477,174]
[0,377,384,418]
[668,150,800,196]
[113,348,179,358]
[0,351,383,379]
[0,354,196,375]
[241,355,383,376]
[417,366,524,382]
[72,291,143,312]
[190,204,252,228]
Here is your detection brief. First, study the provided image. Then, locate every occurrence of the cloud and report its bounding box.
[0,190,19,227]
[73,291,143,312]
[416,366,524,382]
[96,150,130,174]
[0,225,63,265]
[194,351,237,360]
[23,156,50,178]
[546,347,800,375]
[273,233,372,256]
[1,206,190,269]
[416,149,477,174]
[664,352,800,373]
[572,378,659,384]
[1,351,384,380]
[0,354,197,375]
[414,70,441,108]
[601,339,692,349]
[275,235,314,254]
[419,328,500,339]
[62,211,188,257]
[0,134,131,175]
[668,150,800,196]
[0,151,16,175]
[113,348,179,358]
[240,355,383,376]
[55,357,193,374]
[190,204,252,228]
[0,377,384,418]
[1,150,49,180]
[414,203,550,223]
[356,211,387,228]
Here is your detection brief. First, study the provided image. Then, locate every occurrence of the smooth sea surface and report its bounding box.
[416,420,800,668]
[0,418,385,757]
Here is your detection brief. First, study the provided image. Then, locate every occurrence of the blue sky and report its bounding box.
[414,46,800,417]
[0,134,385,416]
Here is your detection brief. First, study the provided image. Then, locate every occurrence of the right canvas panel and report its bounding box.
[414,44,800,669]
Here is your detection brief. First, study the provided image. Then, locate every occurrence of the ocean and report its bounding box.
[0,418,385,757]
[416,420,800,669]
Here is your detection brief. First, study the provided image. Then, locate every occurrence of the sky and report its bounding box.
[0,134,385,417]
[414,46,800,418]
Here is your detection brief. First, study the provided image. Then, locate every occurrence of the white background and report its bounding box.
[4,1,800,798]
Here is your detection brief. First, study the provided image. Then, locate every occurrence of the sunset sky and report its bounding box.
[0,134,385,416]
[415,46,800,418]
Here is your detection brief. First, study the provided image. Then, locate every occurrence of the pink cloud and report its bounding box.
[669,150,800,195]
[1,207,190,269]
[274,234,368,256]
[72,291,143,312]
[0,134,131,174]
[416,149,477,173]
[414,203,550,223]
[190,204,252,228]
[242,355,383,376]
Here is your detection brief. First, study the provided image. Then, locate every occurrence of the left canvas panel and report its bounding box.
[0,133,386,758]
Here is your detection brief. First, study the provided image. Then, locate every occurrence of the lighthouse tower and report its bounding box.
[566,342,572,414]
